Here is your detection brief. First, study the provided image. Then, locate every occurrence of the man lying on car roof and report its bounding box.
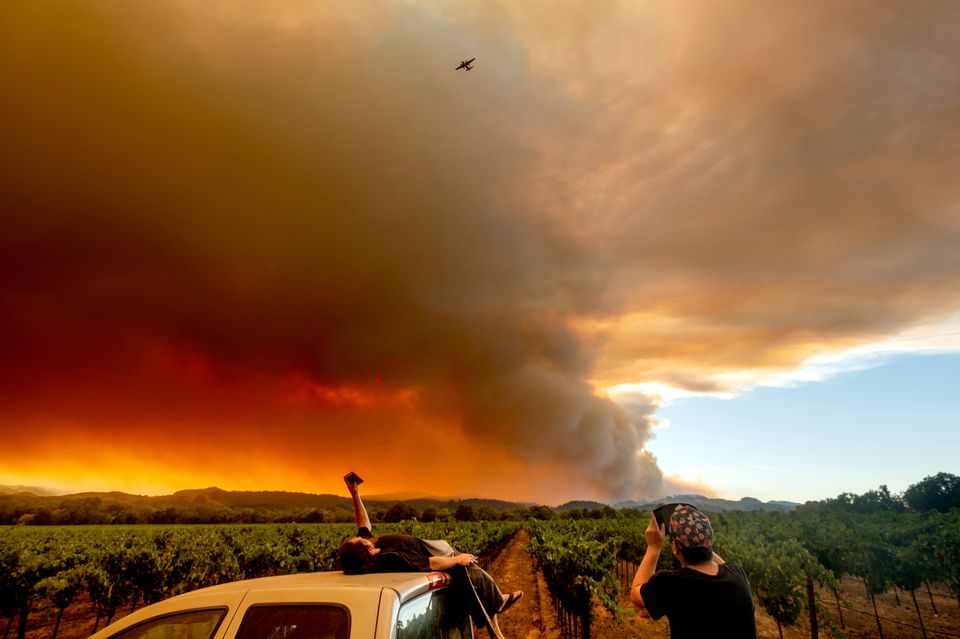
[337,473,522,639]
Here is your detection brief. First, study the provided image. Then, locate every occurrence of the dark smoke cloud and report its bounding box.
[0,0,660,500]
[2,0,959,500]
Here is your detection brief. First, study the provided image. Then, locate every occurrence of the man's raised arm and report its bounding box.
[631,514,665,608]
[344,473,371,531]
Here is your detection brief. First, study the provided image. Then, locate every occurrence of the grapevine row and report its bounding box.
[525,521,621,639]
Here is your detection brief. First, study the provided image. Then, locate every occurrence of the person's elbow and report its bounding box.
[630,585,646,609]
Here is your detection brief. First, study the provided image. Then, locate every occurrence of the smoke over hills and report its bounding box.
[2,1,959,501]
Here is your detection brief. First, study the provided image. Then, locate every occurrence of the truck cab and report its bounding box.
[88,572,474,639]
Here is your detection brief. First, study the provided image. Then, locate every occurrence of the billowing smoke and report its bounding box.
[0,0,667,500]
[3,0,960,501]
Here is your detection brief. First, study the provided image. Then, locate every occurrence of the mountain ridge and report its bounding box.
[614,494,799,513]
[0,483,796,512]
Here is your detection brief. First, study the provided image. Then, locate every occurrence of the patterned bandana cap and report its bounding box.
[668,505,714,550]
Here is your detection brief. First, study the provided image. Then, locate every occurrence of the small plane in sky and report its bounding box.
[455,57,476,71]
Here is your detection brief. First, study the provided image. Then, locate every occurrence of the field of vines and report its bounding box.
[0,521,519,639]
[528,509,960,639]
[4,509,960,639]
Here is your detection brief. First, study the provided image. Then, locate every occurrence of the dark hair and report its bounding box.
[338,539,377,575]
[678,545,713,565]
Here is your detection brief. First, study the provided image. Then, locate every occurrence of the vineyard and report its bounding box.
[0,521,518,639]
[3,509,960,639]
[528,510,960,639]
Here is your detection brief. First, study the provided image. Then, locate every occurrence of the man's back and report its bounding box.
[639,562,756,639]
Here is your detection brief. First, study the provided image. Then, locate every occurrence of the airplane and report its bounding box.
[455,57,476,71]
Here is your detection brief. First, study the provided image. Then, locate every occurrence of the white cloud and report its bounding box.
[607,316,960,407]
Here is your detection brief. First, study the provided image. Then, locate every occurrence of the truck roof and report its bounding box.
[164,570,452,605]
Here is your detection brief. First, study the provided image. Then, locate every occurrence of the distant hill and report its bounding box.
[0,484,537,522]
[45,487,400,510]
[1,484,796,523]
[365,490,462,501]
[164,487,349,509]
[0,484,64,496]
[555,500,609,511]
[615,494,799,513]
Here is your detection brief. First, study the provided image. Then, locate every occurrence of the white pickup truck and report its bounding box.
[88,571,474,639]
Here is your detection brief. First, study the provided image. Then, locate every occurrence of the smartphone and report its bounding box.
[343,471,364,486]
[652,502,693,530]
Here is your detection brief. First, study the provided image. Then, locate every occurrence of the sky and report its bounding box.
[650,352,960,502]
[1,0,959,505]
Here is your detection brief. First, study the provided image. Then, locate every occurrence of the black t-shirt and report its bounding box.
[639,562,757,639]
[357,527,432,572]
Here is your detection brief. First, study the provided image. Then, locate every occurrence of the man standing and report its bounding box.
[630,504,756,638]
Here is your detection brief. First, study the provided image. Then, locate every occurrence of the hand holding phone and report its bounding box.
[652,502,693,531]
[646,513,666,549]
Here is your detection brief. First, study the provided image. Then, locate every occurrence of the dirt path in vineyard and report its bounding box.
[483,529,669,639]
[485,528,561,639]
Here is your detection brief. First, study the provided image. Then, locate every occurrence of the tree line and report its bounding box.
[798,472,960,515]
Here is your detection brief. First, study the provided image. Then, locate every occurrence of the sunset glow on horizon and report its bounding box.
[2,0,959,504]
